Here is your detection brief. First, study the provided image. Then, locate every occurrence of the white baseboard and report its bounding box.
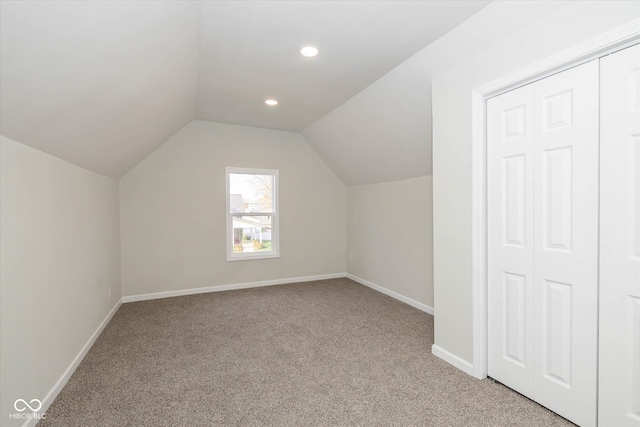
[24,300,122,427]
[431,344,474,377]
[122,273,347,303]
[346,273,434,315]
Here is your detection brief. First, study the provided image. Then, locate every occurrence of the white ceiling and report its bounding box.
[197,1,490,132]
[0,0,490,180]
[303,0,570,185]
[0,1,201,178]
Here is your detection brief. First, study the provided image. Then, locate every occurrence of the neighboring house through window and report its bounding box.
[225,167,279,261]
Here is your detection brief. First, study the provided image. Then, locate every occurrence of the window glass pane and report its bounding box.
[231,215,273,253]
[226,167,278,261]
[229,173,274,213]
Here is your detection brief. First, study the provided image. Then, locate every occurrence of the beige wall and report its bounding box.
[432,1,639,364]
[120,120,346,297]
[347,176,433,309]
[0,136,121,425]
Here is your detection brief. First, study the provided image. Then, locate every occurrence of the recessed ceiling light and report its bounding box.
[300,46,318,57]
[265,99,278,106]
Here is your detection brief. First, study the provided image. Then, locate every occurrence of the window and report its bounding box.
[226,167,279,261]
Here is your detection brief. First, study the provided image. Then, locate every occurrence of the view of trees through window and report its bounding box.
[229,172,275,255]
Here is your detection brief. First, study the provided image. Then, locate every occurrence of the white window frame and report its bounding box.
[225,167,279,261]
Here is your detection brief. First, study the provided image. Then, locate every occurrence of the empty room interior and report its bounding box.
[1,1,639,426]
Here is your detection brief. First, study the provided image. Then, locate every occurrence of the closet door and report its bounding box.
[599,43,640,427]
[488,60,599,427]
[488,84,535,398]
[532,59,599,427]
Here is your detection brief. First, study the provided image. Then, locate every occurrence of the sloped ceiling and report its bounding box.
[0,0,489,180]
[303,0,570,185]
[0,1,201,178]
[197,1,490,132]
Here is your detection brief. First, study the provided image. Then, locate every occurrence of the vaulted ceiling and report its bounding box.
[196,1,490,132]
[1,0,492,181]
[1,1,201,178]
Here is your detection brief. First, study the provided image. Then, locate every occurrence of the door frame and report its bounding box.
[470,20,640,380]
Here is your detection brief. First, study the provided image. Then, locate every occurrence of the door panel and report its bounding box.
[542,146,573,252]
[542,279,572,388]
[488,84,535,398]
[599,43,640,427]
[488,60,599,427]
[533,59,599,427]
[504,155,526,247]
[504,272,526,366]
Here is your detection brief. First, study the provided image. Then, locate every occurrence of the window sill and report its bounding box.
[226,252,280,262]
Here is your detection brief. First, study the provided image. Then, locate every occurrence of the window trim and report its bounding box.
[225,167,280,262]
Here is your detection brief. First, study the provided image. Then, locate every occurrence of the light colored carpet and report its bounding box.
[38,278,574,426]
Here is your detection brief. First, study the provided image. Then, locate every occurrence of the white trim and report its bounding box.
[122,273,347,303]
[470,23,639,380]
[431,344,475,376]
[478,19,640,98]
[471,90,488,380]
[23,300,122,427]
[346,273,434,315]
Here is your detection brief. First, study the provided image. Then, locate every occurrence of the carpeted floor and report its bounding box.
[38,278,574,426]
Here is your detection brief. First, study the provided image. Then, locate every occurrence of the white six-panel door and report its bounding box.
[488,60,599,427]
[488,84,535,398]
[599,43,640,427]
[532,61,599,427]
